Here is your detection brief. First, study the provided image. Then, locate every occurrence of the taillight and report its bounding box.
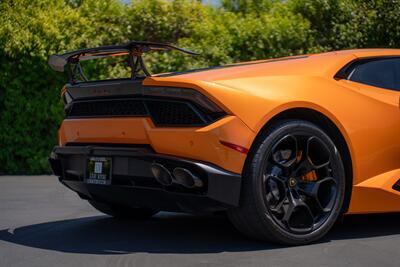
[142,86,225,117]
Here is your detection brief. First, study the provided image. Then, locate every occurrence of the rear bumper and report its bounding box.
[58,116,255,174]
[49,145,242,212]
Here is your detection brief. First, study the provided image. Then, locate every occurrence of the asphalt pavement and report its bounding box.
[1,176,400,267]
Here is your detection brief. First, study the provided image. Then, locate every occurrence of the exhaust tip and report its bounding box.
[151,163,173,186]
[172,168,203,188]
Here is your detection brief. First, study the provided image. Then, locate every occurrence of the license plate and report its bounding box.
[86,157,111,185]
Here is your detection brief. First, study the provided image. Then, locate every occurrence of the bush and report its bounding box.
[0,0,125,174]
[0,0,399,174]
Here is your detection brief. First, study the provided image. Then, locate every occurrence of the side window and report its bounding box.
[349,58,400,91]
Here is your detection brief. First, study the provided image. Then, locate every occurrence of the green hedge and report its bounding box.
[1,0,399,174]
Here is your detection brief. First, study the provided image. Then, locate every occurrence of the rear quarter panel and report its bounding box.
[217,75,400,213]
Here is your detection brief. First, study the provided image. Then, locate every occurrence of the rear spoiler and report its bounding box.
[49,41,199,82]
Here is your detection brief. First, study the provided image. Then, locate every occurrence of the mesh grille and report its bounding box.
[146,100,205,126]
[69,99,147,117]
[67,98,208,126]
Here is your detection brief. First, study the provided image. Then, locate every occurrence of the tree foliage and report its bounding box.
[1,0,399,174]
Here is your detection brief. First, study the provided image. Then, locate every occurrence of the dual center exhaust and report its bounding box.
[151,163,203,188]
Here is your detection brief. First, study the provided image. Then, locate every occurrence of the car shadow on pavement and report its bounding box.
[0,212,399,255]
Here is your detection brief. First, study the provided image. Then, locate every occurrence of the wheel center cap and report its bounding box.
[288,177,297,187]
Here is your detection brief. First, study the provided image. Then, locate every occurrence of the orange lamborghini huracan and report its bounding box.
[48,41,400,245]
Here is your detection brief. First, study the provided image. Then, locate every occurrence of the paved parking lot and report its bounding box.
[1,176,400,267]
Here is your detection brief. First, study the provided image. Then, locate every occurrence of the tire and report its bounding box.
[227,120,346,245]
[88,200,159,220]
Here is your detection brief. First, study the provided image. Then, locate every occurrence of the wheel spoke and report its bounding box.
[264,165,286,182]
[282,189,314,233]
[291,157,316,178]
[291,136,331,178]
[271,135,298,168]
[270,194,287,213]
[306,136,331,169]
[281,197,294,223]
[298,177,337,212]
[264,174,287,212]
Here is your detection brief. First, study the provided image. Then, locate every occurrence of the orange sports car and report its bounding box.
[48,41,400,245]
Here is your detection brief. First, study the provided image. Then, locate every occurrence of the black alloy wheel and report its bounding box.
[228,120,346,245]
[264,133,337,234]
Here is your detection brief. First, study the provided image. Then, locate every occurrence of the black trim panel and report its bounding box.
[64,82,227,127]
[49,145,242,212]
[67,79,143,100]
[65,97,213,126]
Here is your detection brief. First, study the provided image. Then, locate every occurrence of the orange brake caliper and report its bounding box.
[297,150,318,182]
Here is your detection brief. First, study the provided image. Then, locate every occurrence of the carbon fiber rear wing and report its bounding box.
[49,41,199,83]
